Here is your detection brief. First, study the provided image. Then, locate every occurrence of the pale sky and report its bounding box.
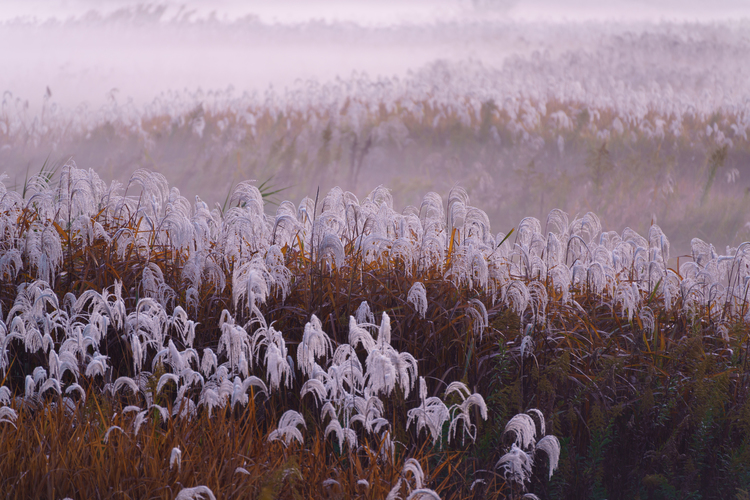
[2,0,749,25]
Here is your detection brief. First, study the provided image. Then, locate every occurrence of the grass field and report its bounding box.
[0,163,749,499]
[2,15,750,499]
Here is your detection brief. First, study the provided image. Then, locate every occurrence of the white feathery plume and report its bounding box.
[386,480,404,500]
[265,245,291,300]
[198,386,224,418]
[48,350,79,382]
[200,348,217,376]
[527,281,548,324]
[65,383,86,404]
[156,373,180,395]
[614,281,639,322]
[535,435,561,480]
[505,281,530,318]
[268,410,306,446]
[232,261,269,315]
[230,376,268,409]
[253,325,291,391]
[300,378,327,406]
[0,248,22,281]
[320,402,337,423]
[25,375,36,402]
[406,490,441,500]
[319,232,345,269]
[133,410,149,436]
[0,406,18,428]
[150,403,170,422]
[495,443,533,485]
[217,310,250,377]
[170,446,182,472]
[235,467,251,476]
[39,377,62,397]
[172,393,197,420]
[113,376,140,397]
[324,416,358,451]
[365,348,397,397]
[392,236,416,271]
[503,413,537,450]
[407,282,428,319]
[297,314,333,377]
[361,313,418,398]
[639,306,656,337]
[0,386,11,406]
[170,306,197,348]
[570,212,602,245]
[85,353,109,379]
[466,299,488,338]
[407,377,450,447]
[103,425,125,443]
[388,458,441,500]
[354,301,375,325]
[526,408,546,436]
[328,346,365,399]
[174,486,216,500]
[402,458,425,489]
[445,382,488,445]
[351,393,390,435]
[33,366,48,386]
[122,405,142,415]
[520,324,534,359]
[470,479,486,491]
[348,316,376,352]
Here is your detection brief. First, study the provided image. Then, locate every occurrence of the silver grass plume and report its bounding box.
[445,381,488,445]
[170,446,182,472]
[503,413,537,449]
[406,282,428,319]
[298,314,333,377]
[175,486,216,500]
[268,409,306,446]
[406,377,450,447]
[496,444,533,486]
[535,435,561,480]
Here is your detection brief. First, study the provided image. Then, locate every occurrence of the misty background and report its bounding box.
[2,0,750,254]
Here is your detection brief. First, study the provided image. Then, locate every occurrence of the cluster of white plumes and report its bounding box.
[2,164,749,394]
[2,163,749,494]
[0,280,485,498]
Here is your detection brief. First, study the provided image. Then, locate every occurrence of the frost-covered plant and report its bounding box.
[350,312,418,398]
[387,458,442,500]
[444,381,488,445]
[297,314,333,377]
[268,409,307,446]
[496,409,561,492]
[407,377,450,447]
[407,282,428,319]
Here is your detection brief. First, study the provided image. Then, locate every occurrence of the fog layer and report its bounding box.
[2,2,750,254]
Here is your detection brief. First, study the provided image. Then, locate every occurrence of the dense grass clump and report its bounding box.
[0,165,749,499]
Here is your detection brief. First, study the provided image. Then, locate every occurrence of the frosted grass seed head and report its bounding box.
[504,413,537,450]
[407,282,428,319]
[268,410,307,446]
[170,446,182,472]
[535,435,561,480]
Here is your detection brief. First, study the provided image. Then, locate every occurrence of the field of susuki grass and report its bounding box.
[0,161,749,499]
[2,13,750,500]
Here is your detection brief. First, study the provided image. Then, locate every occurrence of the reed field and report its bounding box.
[2,8,750,500]
[0,160,749,499]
